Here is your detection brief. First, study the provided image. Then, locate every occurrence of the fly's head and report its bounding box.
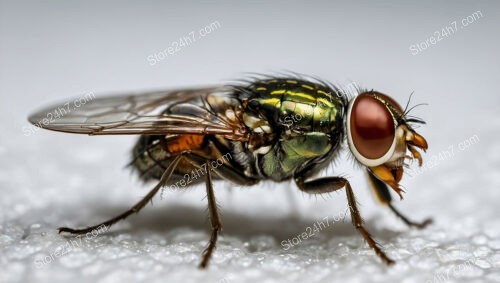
[346,91,428,199]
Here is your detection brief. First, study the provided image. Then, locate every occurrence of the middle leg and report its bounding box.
[198,160,223,269]
[295,175,395,265]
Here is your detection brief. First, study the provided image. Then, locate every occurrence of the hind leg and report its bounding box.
[58,154,184,235]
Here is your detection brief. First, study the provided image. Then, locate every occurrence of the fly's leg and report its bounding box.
[295,175,395,265]
[170,152,254,267]
[367,170,432,229]
[199,160,222,269]
[58,154,184,235]
[388,203,432,229]
[177,155,225,268]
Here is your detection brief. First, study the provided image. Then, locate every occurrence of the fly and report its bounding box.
[28,75,431,268]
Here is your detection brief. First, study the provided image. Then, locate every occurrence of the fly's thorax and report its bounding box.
[236,78,346,180]
[242,82,344,134]
[260,133,334,180]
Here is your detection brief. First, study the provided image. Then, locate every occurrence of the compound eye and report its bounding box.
[349,94,395,160]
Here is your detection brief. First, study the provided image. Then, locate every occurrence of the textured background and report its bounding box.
[1,1,499,282]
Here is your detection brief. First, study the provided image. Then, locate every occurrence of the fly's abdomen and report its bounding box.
[131,135,170,181]
[131,133,206,180]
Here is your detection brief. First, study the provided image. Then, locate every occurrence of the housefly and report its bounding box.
[28,75,431,268]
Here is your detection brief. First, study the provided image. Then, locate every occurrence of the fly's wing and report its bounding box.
[28,87,248,140]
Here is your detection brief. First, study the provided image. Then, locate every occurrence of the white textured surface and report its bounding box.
[1,1,500,283]
[2,122,500,283]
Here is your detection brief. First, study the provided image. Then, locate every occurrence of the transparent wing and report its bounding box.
[28,87,248,140]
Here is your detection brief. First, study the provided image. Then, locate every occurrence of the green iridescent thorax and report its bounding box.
[260,132,334,180]
[240,78,346,180]
[247,79,344,132]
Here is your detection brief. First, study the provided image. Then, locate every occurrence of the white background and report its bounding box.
[1,1,499,282]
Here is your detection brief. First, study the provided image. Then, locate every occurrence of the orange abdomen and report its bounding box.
[166,134,205,154]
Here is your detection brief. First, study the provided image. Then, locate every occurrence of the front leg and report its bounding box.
[366,169,432,229]
[295,175,395,265]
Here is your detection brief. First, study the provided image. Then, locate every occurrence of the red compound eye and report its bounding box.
[349,94,395,159]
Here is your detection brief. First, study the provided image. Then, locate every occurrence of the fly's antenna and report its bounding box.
[404,103,428,117]
[403,92,428,117]
[403,91,415,115]
[401,92,428,127]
